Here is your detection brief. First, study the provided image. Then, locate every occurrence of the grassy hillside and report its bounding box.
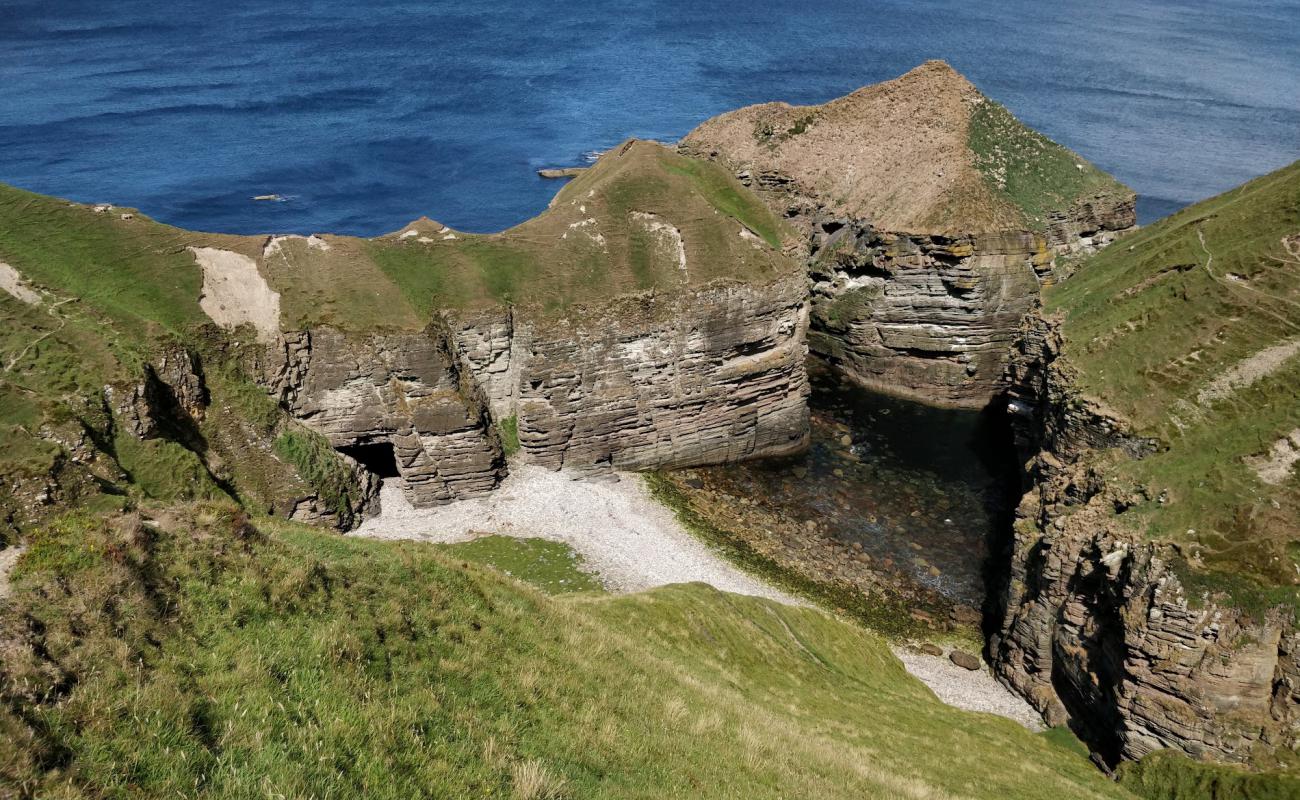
[1047,160,1300,592]
[0,504,1129,800]
[0,142,794,336]
[967,96,1125,230]
[365,139,793,323]
[0,187,352,542]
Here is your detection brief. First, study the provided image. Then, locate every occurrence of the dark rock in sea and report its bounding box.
[537,167,586,179]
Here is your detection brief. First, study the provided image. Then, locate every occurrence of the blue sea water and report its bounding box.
[2,0,1297,236]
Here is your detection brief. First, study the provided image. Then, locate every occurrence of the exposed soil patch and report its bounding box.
[1245,429,1300,485]
[189,246,281,342]
[0,261,41,306]
[1197,337,1300,405]
[0,546,23,600]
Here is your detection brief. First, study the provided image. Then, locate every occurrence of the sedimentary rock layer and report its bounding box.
[992,316,1299,765]
[808,223,1048,405]
[453,276,811,472]
[265,276,810,504]
[267,327,506,507]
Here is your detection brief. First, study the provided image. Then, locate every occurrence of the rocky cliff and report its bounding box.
[207,140,807,510]
[682,61,1136,406]
[992,162,1300,769]
[995,316,1299,767]
[451,278,809,473]
[267,327,505,508]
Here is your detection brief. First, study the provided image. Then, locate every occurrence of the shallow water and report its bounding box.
[3,0,1297,236]
[698,366,1019,607]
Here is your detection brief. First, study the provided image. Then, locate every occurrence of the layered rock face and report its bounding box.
[683,61,1137,406]
[807,223,1049,405]
[263,277,810,505]
[452,277,810,472]
[267,327,505,508]
[992,317,1300,766]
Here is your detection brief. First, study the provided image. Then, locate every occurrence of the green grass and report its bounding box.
[662,156,783,248]
[1116,750,1300,800]
[273,428,358,519]
[0,184,205,336]
[1040,726,1093,759]
[498,414,520,456]
[359,141,793,324]
[1044,160,1300,588]
[440,536,604,594]
[0,505,1129,799]
[113,433,229,503]
[367,239,465,316]
[968,98,1125,230]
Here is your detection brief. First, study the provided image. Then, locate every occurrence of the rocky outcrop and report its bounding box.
[264,276,809,502]
[992,315,1300,766]
[451,276,811,472]
[1044,195,1138,264]
[109,347,208,440]
[267,327,506,508]
[682,61,1137,406]
[807,222,1049,405]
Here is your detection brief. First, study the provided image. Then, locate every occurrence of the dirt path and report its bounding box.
[353,467,1045,729]
[0,547,23,601]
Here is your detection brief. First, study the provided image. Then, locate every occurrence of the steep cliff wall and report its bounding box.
[452,277,810,472]
[682,61,1136,406]
[266,327,505,508]
[993,316,1299,767]
[235,140,811,505]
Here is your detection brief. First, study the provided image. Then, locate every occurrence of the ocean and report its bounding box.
[2,0,1297,236]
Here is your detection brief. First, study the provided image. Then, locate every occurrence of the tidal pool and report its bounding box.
[698,364,1020,608]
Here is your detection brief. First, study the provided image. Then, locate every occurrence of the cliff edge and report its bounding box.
[683,61,1137,406]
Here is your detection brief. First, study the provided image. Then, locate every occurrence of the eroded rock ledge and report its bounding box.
[992,316,1299,766]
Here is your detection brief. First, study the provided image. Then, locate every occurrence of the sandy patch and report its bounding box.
[0,262,41,306]
[189,246,281,343]
[264,234,330,256]
[893,647,1044,731]
[356,467,793,600]
[354,466,1044,728]
[0,547,23,601]
[1197,338,1300,405]
[1245,429,1300,485]
[561,218,607,250]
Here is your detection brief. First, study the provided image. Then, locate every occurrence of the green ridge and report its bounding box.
[968,97,1125,230]
[1047,160,1300,595]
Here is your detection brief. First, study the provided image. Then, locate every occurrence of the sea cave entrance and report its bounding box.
[339,441,402,480]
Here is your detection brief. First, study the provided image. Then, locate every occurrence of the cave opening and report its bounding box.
[339,441,401,479]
